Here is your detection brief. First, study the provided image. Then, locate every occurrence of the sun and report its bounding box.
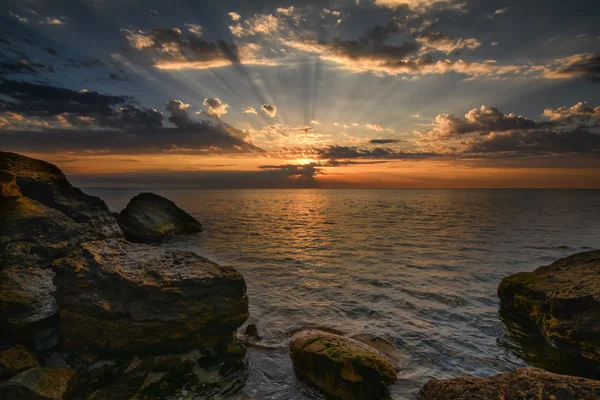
[296,158,317,165]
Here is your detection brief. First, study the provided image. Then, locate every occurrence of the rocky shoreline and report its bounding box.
[1,151,599,399]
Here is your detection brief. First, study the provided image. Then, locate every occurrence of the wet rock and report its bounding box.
[44,353,68,368]
[290,330,397,400]
[244,324,261,340]
[0,345,40,379]
[0,366,78,400]
[31,327,59,353]
[53,239,249,354]
[498,250,600,370]
[0,170,21,197]
[0,151,121,238]
[118,192,202,243]
[418,367,600,400]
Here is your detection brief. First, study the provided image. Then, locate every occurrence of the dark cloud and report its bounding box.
[466,129,600,155]
[261,104,277,117]
[550,53,600,82]
[369,139,403,144]
[0,80,261,155]
[0,79,131,117]
[315,145,437,160]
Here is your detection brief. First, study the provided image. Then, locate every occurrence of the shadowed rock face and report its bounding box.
[498,250,600,370]
[0,345,40,380]
[0,197,95,338]
[290,330,397,400]
[418,367,600,400]
[118,193,203,243]
[0,151,121,238]
[53,239,249,354]
[0,367,79,400]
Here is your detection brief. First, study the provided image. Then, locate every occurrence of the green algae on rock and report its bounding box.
[118,192,203,243]
[0,345,40,380]
[498,250,600,371]
[290,330,397,400]
[0,366,79,400]
[418,367,600,400]
[53,239,249,354]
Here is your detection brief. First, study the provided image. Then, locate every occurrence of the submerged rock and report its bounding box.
[0,151,121,238]
[0,345,40,379]
[418,367,600,400]
[0,366,79,400]
[498,250,600,370]
[118,192,203,243]
[290,330,397,400]
[53,239,248,354]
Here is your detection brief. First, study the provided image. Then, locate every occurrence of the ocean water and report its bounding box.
[87,188,600,399]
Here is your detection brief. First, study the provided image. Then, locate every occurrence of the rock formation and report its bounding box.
[118,192,203,243]
[290,330,397,400]
[498,250,600,370]
[418,367,600,400]
[54,239,249,354]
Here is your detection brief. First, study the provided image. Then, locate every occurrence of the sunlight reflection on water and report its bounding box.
[89,188,600,399]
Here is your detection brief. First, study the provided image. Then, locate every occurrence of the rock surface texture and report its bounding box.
[0,345,40,379]
[0,151,121,238]
[118,192,203,243]
[290,330,397,400]
[498,250,600,370]
[0,367,78,400]
[53,239,249,354]
[418,367,600,400]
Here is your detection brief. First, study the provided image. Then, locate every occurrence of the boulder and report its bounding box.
[118,192,202,243]
[53,239,248,354]
[498,250,600,370]
[0,151,121,238]
[0,345,40,379]
[418,367,600,400]
[0,367,78,400]
[290,330,397,400]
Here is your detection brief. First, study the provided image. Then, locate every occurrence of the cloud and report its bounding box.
[123,27,275,70]
[543,53,600,82]
[242,106,258,115]
[202,98,229,119]
[9,11,28,23]
[314,145,436,160]
[276,7,295,16]
[310,120,320,124]
[466,129,600,155]
[488,7,508,18]
[369,139,403,144]
[374,0,467,13]
[261,104,277,117]
[185,23,202,36]
[367,124,384,131]
[40,16,67,25]
[229,13,281,38]
[543,101,600,123]
[415,32,481,54]
[0,80,261,155]
[228,12,241,21]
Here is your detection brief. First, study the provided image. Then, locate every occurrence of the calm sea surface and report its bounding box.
[86,189,600,399]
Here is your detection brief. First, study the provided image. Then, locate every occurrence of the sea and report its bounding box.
[86,188,600,400]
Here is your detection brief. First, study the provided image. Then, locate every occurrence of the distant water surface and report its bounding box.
[86,188,600,399]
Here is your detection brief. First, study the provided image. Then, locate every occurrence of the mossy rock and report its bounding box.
[290,330,397,400]
[418,367,600,400]
[0,366,79,400]
[498,250,600,370]
[0,170,21,197]
[118,192,202,243]
[0,345,40,379]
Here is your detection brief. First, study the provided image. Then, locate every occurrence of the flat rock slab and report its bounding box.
[118,192,203,243]
[290,330,397,400]
[53,239,248,354]
[418,367,600,400]
[498,250,600,369]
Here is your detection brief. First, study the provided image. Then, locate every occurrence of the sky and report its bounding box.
[1,0,599,188]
